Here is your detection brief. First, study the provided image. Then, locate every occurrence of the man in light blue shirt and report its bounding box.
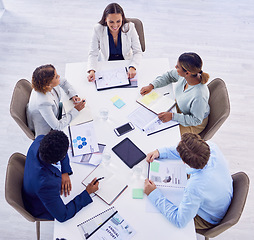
[144,133,233,229]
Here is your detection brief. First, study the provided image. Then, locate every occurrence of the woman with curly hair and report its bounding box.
[27,64,85,137]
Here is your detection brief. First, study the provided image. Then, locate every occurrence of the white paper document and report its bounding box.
[69,144,105,166]
[148,160,187,188]
[69,121,99,156]
[128,106,179,136]
[146,160,187,213]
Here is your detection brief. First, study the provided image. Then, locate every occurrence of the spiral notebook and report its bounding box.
[77,207,136,240]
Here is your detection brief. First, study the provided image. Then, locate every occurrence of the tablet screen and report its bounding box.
[112,138,146,168]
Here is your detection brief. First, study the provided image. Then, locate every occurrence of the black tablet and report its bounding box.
[112,138,146,168]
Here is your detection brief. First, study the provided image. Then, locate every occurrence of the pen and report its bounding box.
[75,99,86,103]
[164,92,170,96]
[94,177,104,185]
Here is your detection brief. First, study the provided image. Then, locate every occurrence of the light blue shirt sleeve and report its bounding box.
[151,70,179,88]
[148,187,201,228]
[158,146,181,160]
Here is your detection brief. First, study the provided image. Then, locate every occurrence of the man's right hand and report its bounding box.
[86,178,99,194]
[146,149,160,163]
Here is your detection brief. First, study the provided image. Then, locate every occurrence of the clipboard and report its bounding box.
[95,67,131,91]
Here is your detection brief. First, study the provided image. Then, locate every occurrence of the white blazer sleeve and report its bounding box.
[59,78,77,99]
[87,24,102,73]
[38,99,79,132]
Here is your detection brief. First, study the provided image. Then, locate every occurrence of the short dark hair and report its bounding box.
[39,130,69,164]
[176,133,210,169]
[98,3,129,31]
[32,64,55,94]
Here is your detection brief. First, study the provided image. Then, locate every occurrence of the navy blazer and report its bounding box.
[22,135,93,222]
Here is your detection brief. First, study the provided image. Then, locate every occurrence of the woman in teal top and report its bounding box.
[140,52,210,135]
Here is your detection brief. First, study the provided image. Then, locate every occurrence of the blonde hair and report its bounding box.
[179,52,209,84]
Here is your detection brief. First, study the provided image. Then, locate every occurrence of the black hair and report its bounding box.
[39,130,69,164]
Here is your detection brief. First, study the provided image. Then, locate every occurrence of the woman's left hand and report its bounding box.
[158,112,173,123]
[61,173,72,197]
[128,67,136,79]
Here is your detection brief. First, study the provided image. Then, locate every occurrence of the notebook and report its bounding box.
[112,138,146,168]
[77,207,136,240]
[136,90,176,115]
[82,164,128,205]
[63,99,93,126]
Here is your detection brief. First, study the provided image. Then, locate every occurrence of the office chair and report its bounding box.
[127,18,146,52]
[5,152,52,240]
[10,79,35,140]
[199,78,230,141]
[196,172,249,240]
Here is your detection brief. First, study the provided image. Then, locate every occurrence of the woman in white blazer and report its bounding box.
[87,3,142,82]
[27,64,86,137]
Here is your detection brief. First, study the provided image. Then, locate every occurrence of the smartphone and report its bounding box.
[114,122,135,136]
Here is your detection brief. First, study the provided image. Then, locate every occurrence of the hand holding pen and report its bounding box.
[86,178,100,194]
[93,177,104,185]
[73,98,86,111]
[88,70,95,82]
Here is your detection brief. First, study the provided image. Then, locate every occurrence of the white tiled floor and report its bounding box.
[0,0,253,239]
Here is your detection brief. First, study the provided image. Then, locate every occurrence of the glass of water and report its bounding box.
[101,152,111,166]
[99,107,109,120]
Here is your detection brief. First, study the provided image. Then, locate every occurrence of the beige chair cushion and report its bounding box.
[10,79,35,140]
